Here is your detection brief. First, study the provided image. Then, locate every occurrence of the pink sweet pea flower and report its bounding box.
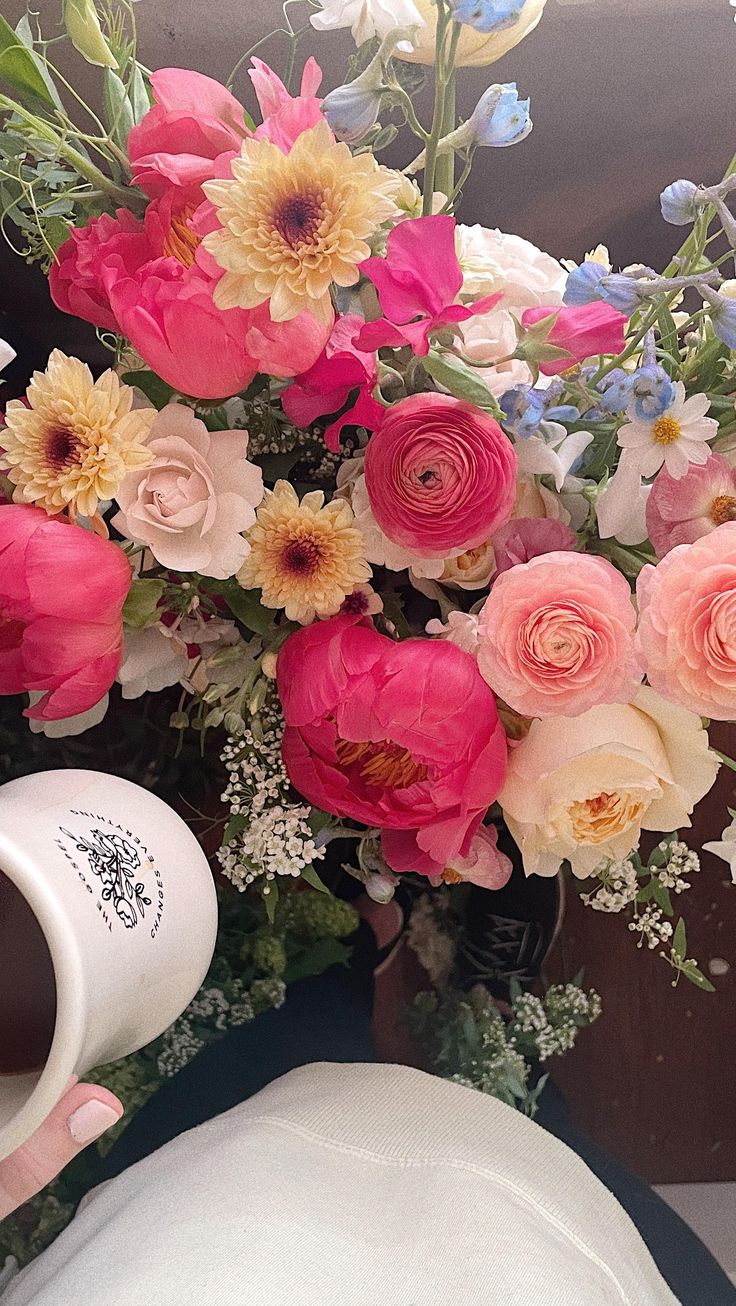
[0,506,131,721]
[277,613,508,879]
[282,315,384,452]
[522,303,628,375]
[646,455,736,558]
[128,68,249,201]
[250,56,327,153]
[357,215,503,356]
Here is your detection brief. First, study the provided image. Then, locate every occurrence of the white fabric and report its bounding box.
[2,1063,679,1305]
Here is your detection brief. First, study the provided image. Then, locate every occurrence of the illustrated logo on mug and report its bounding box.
[0,769,218,1162]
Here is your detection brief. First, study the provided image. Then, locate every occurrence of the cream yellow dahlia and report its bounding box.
[202,121,400,326]
[238,479,371,624]
[1,351,154,518]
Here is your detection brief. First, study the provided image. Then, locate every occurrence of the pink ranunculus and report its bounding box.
[478,551,642,718]
[277,614,508,878]
[491,516,577,574]
[49,208,154,331]
[128,68,249,201]
[282,314,383,452]
[357,215,503,356]
[636,522,736,719]
[646,455,736,558]
[522,303,628,376]
[250,56,327,153]
[0,505,131,721]
[363,392,517,557]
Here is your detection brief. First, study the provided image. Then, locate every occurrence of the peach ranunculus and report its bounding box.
[397,0,547,67]
[477,552,642,718]
[499,686,719,878]
[112,404,263,579]
[636,522,736,720]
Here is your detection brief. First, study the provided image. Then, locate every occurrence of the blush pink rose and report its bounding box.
[522,303,628,376]
[646,455,736,558]
[0,505,131,720]
[478,551,642,717]
[49,208,154,331]
[277,614,508,879]
[636,522,736,719]
[363,393,517,558]
[111,404,264,579]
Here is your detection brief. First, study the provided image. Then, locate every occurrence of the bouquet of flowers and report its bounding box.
[1,0,735,993]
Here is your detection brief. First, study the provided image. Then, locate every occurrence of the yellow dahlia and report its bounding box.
[1,351,154,519]
[202,121,400,326]
[238,480,371,624]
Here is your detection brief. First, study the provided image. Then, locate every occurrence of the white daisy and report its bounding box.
[616,382,718,480]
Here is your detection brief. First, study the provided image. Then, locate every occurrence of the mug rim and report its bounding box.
[0,829,86,1163]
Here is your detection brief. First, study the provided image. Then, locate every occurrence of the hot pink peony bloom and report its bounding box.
[0,505,131,720]
[478,551,642,717]
[49,208,154,331]
[357,215,502,356]
[636,522,736,719]
[363,392,517,557]
[491,517,577,574]
[277,614,508,878]
[646,455,736,558]
[282,315,384,452]
[522,303,628,376]
[128,68,249,201]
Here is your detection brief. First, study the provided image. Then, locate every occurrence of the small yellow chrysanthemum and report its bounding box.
[202,121,400,326]
[239,480,371,624]
[1,350,154,519]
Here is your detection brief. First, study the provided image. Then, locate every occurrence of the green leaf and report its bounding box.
[223,813,249,846]
[656,305,679,378]
[300,865,330,894]
[673,917,687,959]
[103,68,135,148]
[122,578,166,629]
[263,879,279,924]
[14,15,64,110]
[423,350,499,412]
[129,64,150,123]
[121,369,176,410]
[650,878,674,917]
[284,937,352,984]
[0,15,57,108]
[219,583,273,635]
[307,807,333,836]
[679,962,716,993]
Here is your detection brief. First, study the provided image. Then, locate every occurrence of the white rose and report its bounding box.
[455,224,566,311]
[112,404,263,581]
[500,687,720,879]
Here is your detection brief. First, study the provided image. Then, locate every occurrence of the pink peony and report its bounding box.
[277,614,508,878]
[128,68,249,201]
[282,315,383,452]
[357,215,502,356]
[636,522,736,719]
[49,208,154,331]
[522,303,628,376]
[0,505,131,720]
[491,517,577,574]
[363,392,517,557]
[646,455,736,558]
[478,551,642,717]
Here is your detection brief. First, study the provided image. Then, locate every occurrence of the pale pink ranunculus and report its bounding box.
[49,208,154,332]
[636,522,736,719]
[277,614,508,878]
[111,404,263,579]
[0,505,131,720]
[522,303,628,376]
[363,392,517,558]
[478,551,641,718]
[646,455,736,558]
[128,68,249,201]
[491,517,576,575]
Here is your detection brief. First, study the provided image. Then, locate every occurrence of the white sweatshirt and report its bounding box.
[1,1063,679,1305]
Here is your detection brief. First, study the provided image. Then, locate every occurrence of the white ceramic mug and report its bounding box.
[0,768,218,1162]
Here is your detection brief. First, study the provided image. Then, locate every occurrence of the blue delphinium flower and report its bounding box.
[660,179,701,226]
[597,366,675,419]
[597,272,651,314]
[450,0,525,32]
[466,83,532,148]
[563,261,607,306]
[322,79,382,143]
[500,382,580,438]
[704,290,736,349]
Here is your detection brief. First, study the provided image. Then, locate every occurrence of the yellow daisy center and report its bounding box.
[651,416,681,445]
[335,736,428,789]
[710,494,736,525]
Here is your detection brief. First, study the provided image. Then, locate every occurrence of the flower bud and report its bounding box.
[63,0,117,68]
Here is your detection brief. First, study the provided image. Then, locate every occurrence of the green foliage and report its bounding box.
[122,578,167,630]
[0,16,57,108]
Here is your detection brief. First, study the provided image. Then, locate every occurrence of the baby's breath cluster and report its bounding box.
[511,985,603,1060]
[582,857,639,913]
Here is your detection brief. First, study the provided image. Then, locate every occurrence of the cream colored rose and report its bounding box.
[112,404,263,580]
[458,309,533,400]
[499,687,719,879]
[397,0,547,66]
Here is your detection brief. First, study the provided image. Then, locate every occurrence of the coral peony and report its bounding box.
[0,505,131,720]
[49,208,153,331]
[363,392,517,557]
[636,522,736,719]
[277,614,508,877]
[499,686,719,878]
[112,404,263,579]
[522,303,628,376]
[478,552,641,717]
[646,454,736,557]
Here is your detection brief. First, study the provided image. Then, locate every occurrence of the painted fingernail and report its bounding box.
[68,1099,122,1145]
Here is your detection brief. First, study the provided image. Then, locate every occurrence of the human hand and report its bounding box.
[0,1078,123,1219]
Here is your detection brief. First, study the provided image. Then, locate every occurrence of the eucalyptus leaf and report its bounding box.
[121,369,176,410]
[219,583,274,635]
[122,578,166,630]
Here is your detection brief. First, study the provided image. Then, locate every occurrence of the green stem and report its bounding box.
[714,748,736,775]
[421,0,451,216]
[434,67,456,202]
